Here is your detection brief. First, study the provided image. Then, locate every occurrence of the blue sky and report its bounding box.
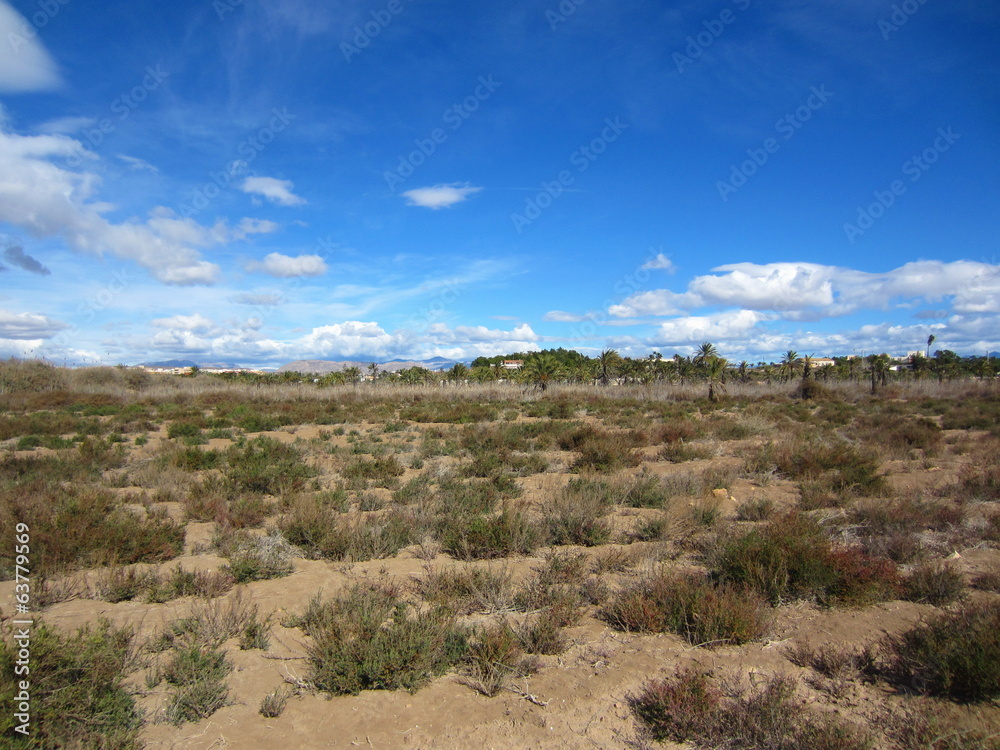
[0,0,998,367]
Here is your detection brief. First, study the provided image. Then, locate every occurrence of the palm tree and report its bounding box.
[367,362,380,381]
[780,350,799,382]
[737,360,750,383]
[596,349,620,385]
[693,342,718,367]
[866,354,889,395]
[705,356,728,402]
[523,354,562,391]
[447,362,469,383]
[343,366,362,384]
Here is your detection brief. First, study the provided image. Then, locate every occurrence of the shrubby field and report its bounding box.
[1,358,999,749]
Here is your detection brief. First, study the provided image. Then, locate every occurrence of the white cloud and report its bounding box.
[402,183,482,209]
[231,292,284,306]
[610,260,1000,321]
[245,252,328,278]
[36,116,97,135]
[544,310,587,322]
[151,313,215,332]
[650,310,771,346]
[118,154,159,173]
[241,176,306,207]
[641,253,675,272]
[0,308,67,339]
[0,125,282,285]
[609,290,703,317]
[0,2,61,92]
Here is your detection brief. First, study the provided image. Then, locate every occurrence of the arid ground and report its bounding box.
[2,366,999,749]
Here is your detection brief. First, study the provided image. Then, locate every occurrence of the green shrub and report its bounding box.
[301,584,467,696]
[438,509,540,560]
[224,436,316,494]
[163,643,231,724]
[0,620,142,749]
[883,600,1000,701]
[709,513,900,606]
[172,446,221,471]
[629,668,720,742]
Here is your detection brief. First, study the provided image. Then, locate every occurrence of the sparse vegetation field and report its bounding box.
[1,362,999,748]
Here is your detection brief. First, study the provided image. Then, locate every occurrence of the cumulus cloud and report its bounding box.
[650,310,771,345]
[241,176,306,206]
[0,308,67,340]
[0,125,281,285]
[0,2,61,92]
[402,183,482,209]
[2,244,50,275]
[611,260,1000,321]
[609,290,702,318]
[245,252,328,278]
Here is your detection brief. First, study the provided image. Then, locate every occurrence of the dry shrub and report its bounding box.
[463,622,536,697]
[0,479,184,578]
[602,569,771,647]
[709,513,900,606]
[541,482,613,546]
[630,670,870,750]
[413,565,516,614]
[903,562,967,606]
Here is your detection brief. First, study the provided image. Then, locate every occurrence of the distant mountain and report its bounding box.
[278,358,460,374]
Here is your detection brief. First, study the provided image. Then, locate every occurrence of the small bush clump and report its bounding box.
[630,670,870,749]
[882,600,1000,701]
[300,583,468,696]
[602,569,771,647]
